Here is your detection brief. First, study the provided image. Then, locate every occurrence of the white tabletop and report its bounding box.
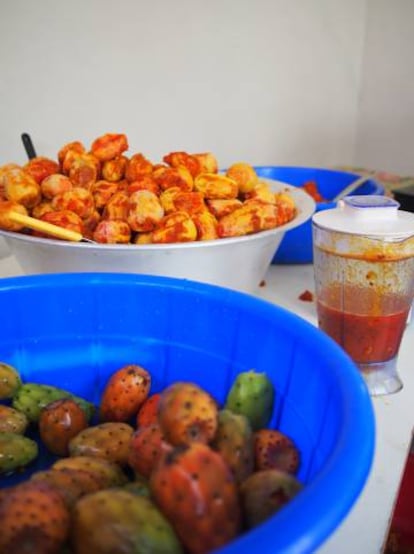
[0,252,412,554]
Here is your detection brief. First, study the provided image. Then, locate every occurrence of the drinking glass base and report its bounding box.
[359,358,403,396]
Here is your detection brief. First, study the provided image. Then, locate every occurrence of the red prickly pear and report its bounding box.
[240,469,303,529]
[158,382,218,446]
[39,398,89,456]
[100,364,151,422]
[254,428,301,474]
[136,392,161,428]
[150,442,241,554]
[0,480,70,554]
[128,422,172,479]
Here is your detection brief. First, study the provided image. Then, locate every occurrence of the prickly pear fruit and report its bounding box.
[39,397,89,456]
[158,382,218,446]
[225,370,274,431]
[71,489,184,554]
[69,422,134,466]
[128,422,171,479]
[0,362,22,399]
[254,428,300,474]
[240,469,303,529]
[12,382,95,423]
[0,432,38,474]
[210,409,254,484]
[52,455,128,487]
[150,442,241,554]
[99,364,151,422]
[30,467,104,508]
[0,404,29,434]
[0,480,70,554]
[136,392,161,428]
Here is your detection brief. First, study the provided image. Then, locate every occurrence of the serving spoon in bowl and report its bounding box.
[7,212,96,243]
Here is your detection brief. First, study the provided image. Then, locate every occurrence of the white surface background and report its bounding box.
[0,0,413,174]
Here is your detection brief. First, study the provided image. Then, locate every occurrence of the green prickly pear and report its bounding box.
[0,432,38,474]
[71,489,184,554]
[12,382,95,423]
[0,404,29,434]
[240,469,303,529]
[210,409,254,484]
[225,370,274,431]
[52,455,129,488]
[0,362,22,399]
[68,422,134,466]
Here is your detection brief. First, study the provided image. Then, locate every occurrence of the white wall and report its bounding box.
[4,0,413,175]
[0,0,367,170]
[354,0,414,175]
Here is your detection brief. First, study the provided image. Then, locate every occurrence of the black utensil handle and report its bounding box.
[21,133,37,160]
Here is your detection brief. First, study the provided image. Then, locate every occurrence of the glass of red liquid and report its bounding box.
[312,196,414,396]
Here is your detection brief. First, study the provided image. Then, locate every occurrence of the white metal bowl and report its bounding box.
[0,181,315,292]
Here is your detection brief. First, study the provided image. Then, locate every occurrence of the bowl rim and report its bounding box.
[0,180,315,251]
[254,166,385,207]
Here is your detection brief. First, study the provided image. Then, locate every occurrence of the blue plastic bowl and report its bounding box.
[0,273,375,553]
[255,166,385,264]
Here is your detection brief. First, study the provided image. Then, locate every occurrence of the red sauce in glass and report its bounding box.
[317,301,409,363]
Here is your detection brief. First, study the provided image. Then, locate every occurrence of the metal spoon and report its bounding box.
[332,175,371,203]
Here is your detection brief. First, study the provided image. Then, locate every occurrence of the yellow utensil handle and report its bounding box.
[8,212,83,242]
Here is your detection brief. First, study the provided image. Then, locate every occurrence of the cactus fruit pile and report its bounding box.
[0,362,303,554]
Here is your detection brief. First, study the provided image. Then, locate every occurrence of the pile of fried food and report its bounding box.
[0,133,297,244]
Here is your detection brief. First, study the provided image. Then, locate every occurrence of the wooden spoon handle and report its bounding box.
[8,212,83,242]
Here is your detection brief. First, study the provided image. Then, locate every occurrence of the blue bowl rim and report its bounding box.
[0,272,376,554]
[254,165,385,207]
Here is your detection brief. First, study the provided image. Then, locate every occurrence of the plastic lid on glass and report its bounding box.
[312,195,414,239]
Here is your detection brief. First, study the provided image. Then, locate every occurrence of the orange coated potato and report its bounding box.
[91,133,128,162]
[226,162,258,195]
[23,157,60,185]
[163,152,201,178]
[153,166,193,192]
[151,211,197,243]
[0,133,298,244]
[93,219,131,244]
[194,173,238,200]
[3,169,41,209]
[0,200,28,231]
[127,190,164,232]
